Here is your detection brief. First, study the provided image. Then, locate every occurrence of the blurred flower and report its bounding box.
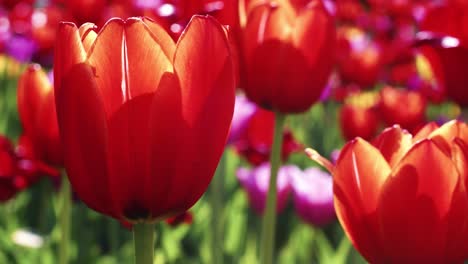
[17,64,62,166]
[339,91,380,141]
[64,0,108,25]
[307,120,468,263]
[11,229,44,248]
[0,135,58,202]
[240,0,336,113]
[236,163,295,214]
[227,94,257,144]
[234,108,301,165]
[336,26,383,88]
[54,16,235,222]
[379,86,427,133]
[4,34,36,63]
[290,167,335,227]
[417,2,468,106]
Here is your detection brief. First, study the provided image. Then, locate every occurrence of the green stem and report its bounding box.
[58,176,72,264]
[133,222,155,264]
[210,152,226,264]
[260,111,286,264]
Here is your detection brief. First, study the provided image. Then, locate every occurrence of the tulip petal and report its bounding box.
[78,23,98,52]
[106,93,154,221]
[378,139,459,263]
[17,65,52,136]
[165,15,234,211]
[371,125,412,168]
[58,63,115,218]
[412,121,439,142]
[54,22,86,106]
[146,73,185,218]
[124,18,174,99]
[141,17,176,59]
[87,18,125,118]
[333,138,390,262]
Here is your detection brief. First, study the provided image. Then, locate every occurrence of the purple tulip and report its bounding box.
[290,167,335,227]
[236,163,297,215]
[227,94,257,144]
[5,35,36,63]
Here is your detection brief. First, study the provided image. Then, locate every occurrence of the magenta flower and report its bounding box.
[290,167,335,227]
[227,94,257,144]
[236,163,297,215]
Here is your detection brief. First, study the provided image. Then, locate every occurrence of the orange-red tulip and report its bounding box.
[17,64,62,166]
[54,16,235,222]
[379,86,427,133]
[308,120,468,263]
[418,3,468,106]
[240,0,336,113]
[339,92,380,141]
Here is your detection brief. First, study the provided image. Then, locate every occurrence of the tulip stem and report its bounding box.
[59,175,72,264]
[210,152,226,263]
[260,111,286,264]
[133,222,155,264]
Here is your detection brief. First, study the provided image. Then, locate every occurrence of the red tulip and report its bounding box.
[240,0,336,113]
[17,64,62,166]
[308,120,468,263]
[379,86,427,133]
[64,0,108,25]
[234,108,301,166]
[336,26,383,88]
[418,3,468,106]
[54,16,235,222]
[339,92,380,141]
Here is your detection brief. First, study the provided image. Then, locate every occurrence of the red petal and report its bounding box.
[78,23,97,52]
[163,15,234,211]
[333,138,390,263]
[17,64,52,135]
[146,73,184,217]
[378,139,460,263]
[87,18,125,118]
[412,121,439,142]
[58,63,115,218]
[124,18,173,99]
[106,93,154,221]
[54,22,86,104]
[371,125,412,168]
[141,17,175,60]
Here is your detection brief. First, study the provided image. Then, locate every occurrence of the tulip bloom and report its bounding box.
[234,108,301,165]
[54,16,235,222]
[379,86,427,133]
[236,163,295,214]
[290,167,335,227]
[418,3,468,106]
[339,91,380,141]
[308,120,468,263]
[240,0,336,113]
[17,64,62,166]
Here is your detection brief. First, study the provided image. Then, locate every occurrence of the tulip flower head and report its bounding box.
[307,120,468,263]
[54,16,235,223]
[290,167,335,227]
[236,163,295,214]
[240,0,336,113]
[17,64,62,167]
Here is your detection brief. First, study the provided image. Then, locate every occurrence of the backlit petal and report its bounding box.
[124,18,173,98]
[58,63,115,218]
[87,18,125,118]
[371,125,412,168]
[378,139,459,263]
[333,138,390,262]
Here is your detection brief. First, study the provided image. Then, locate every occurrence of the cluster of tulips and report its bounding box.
[1,0,468,263]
